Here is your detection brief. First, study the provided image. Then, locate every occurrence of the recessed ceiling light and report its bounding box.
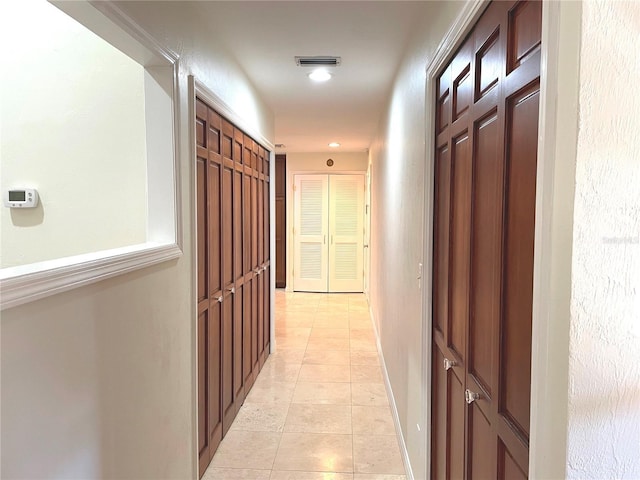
[308,69,332,82]
[328,142,341,148]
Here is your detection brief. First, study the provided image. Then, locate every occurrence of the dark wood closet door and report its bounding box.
[221,120,237,434]
[196,97,272,477]
[275,155,286,288]
[263,157,271,358]
[196,99,223,474]
[431,1,541,478]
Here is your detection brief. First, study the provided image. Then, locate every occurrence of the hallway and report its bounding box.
[203,291,406,479]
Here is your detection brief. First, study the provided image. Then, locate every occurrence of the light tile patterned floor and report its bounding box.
[204,290,407,480]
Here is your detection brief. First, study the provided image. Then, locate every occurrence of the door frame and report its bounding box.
[422,1,581,478]
[188,76,277,478]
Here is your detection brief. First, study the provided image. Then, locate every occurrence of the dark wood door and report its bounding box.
[431,1,541,478]
[275,154,286,288]
[197,97,272,477]
[196,99,223,475]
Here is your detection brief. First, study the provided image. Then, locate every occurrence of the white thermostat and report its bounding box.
[4,188,39,208]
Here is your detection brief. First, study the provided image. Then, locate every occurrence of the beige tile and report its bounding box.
[203,468,271,480]
[270,349,306,364]
[257,361,301,383]
[273,433,353,472]
[211,431,281,469]
[299,364,351,383]
[349,329,376,341]
[292,382,352,405]
[353,475,406,480]
[230,403,290,432]
[276,327,312,349]
[276,336,310,349]
[349,319,372,329]
[245,381,296,404]
[350,351,381,366]
[314,317,351,329]
[351,365,384,383]
[310,328,350,339]
[277,316,315,328]
[352,406,396,435]
[351,383,389,406]
[303,350,351,366]
[271,472,353,480]
[349,338,377,352]
[306,336,351,351]
[284,404,352,434]
[353,435,405,475]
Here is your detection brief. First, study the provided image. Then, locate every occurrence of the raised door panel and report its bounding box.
[449,133,472,364]
[328,175,364,293]
[293,175,329,292]
[252,177,258,269]
[244,174,252,276]
[251,276,260,375]
[433,145,451,338]
[206,301,223,458]
[243,277,254,390]
[221,295,235,434]
[263,265,270,358]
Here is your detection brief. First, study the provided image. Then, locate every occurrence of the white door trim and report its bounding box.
[421,1,581,478]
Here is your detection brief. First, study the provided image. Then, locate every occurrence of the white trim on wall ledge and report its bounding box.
[1,243,182,310]
[1,0,183,311]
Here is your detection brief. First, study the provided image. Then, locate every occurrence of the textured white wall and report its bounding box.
[567,1,640,478]
[0,2,273,479]
[0,0,147,268]
[367,3,463,478]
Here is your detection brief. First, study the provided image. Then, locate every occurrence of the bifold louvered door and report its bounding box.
[293,174,364,293]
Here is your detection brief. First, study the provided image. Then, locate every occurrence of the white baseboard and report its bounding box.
[368,303,415,480]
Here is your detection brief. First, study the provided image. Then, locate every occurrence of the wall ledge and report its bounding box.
[0,243,182,310]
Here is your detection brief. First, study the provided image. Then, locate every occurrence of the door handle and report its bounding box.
[254,268,261,275]
[227,287,235,294]
[216,296,223,303]
[465,389,481,405]
[443,358,457,371]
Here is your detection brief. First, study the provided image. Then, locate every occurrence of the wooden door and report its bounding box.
[328,175,365,292]
[196,97,272,477]
[431,1,541,478]
[196,99,223,474]
[275,155,286,288]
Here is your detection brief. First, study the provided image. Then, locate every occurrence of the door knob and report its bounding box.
[465,389,481,404]
[227,287,235,294]
[216,296,223,303]
[443,358,457,371]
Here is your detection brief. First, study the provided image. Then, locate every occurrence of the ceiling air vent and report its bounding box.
[295,56,341,67]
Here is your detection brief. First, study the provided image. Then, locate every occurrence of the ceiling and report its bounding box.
[193,1,433,153]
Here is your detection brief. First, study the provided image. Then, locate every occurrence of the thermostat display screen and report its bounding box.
[9,191,25,202]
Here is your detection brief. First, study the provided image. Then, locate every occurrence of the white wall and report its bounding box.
[285,151,368,291]
[0,1,273,478]
[0,0,147,268]
[566,1,640,477]
[367,3,463,478]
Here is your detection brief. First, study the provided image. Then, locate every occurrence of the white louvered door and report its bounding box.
[293,174,364,293]
[293,175,329,292]
[328,175,364,292]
